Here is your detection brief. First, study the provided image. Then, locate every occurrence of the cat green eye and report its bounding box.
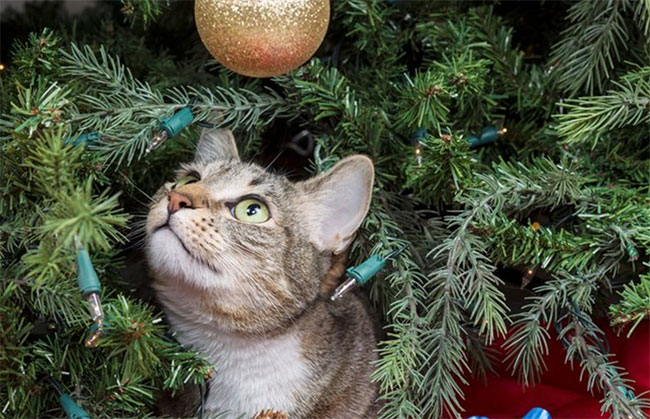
[174,171,200,188]
[232,198,270,223]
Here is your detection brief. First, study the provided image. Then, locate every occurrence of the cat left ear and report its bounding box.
[298,156,374,254]
[194,128,240,164]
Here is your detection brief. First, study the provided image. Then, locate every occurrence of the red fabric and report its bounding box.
[461,321,650,418]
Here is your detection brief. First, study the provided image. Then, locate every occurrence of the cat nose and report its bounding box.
[167,191,193,214]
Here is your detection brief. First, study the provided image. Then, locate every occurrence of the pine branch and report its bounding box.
[21,127,84,197]
[1,80,70,139]
[40,182,128,252]
[417,193,511,417]
[9,28,62,83]
[477,214,591,273]
[421,239,469,418]
[440,203,510,345]
[373,324,425,419]
[571,134,650,187]
[632,0,650,37]
[561,316,650,418]
[610,271,650,337]
[0,280,35,414]
[333,0,405,86]
[555,67,650,145]
[503,275,572,386]
[59,44,289,167]
[275,61,392,158]
[361,201,429,419]
[393,71,450,133]
[334,0,400,59]
[467,6,553,115]
[549,0,633,96]
[120,0,168,27]
[465,327,499,382]
[403,132,474,206]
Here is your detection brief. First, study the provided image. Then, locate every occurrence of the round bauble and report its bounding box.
[195,0,330,78]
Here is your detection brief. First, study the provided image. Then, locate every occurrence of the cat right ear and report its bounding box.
[194,128,240,164]
[297,155,374,254]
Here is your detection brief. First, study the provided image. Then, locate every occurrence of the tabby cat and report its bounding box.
[146,128,378,418]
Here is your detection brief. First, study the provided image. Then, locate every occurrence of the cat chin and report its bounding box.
[147,228,234,290]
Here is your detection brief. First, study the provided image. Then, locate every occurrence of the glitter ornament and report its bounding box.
[195,0,330,78]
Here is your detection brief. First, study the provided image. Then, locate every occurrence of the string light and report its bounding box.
[467,125,507,148]
[0,63,5,71]
[411,127,427,167]
[520,220,543,288]
[409,125,506,165]
[47,376,91,419]
[626,243,639,262]
[74,238,105,348]
[414,145,422,166]
[521,265,538,289]
[65,132,101,147]
[331,246,406,301]
[147,107,194,153]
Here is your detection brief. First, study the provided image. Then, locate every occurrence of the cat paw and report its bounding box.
[253,409,290,419]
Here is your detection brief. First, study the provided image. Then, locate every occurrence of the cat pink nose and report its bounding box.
[167,191,193,214]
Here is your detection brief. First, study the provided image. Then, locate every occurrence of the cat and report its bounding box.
[145,128,378,418]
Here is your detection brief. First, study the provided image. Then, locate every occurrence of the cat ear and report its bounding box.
[194,128,240,164]
[298,156,374,254]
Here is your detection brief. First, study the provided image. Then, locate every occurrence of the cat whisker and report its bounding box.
[122,176,156,204]
[263,149,285,171]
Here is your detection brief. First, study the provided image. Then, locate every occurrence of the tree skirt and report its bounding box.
[461,321,650,418]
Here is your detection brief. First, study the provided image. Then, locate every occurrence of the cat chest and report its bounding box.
[177,325,312,416]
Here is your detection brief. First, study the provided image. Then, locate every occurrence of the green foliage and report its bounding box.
[404,133,474,205]
[9,28,61,83]
[555,67,650,146]
[560,314,650,418]
[394,71,450,133]
[0,127,208,418]
[1,1,649,418]
[120,0,169,27]
[635,0,650,36]
[610,271,650,337]
[548,0,649,97]
[59,44,289,167]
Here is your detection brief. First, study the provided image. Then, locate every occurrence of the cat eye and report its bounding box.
[231,198,270,223]
[173,171,201,189]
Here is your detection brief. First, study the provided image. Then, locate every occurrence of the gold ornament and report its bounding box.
[195,0,330,78]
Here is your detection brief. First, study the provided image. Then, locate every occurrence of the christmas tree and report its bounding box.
[1,0,649,418]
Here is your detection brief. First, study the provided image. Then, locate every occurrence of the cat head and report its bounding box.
[146,129,374,334]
